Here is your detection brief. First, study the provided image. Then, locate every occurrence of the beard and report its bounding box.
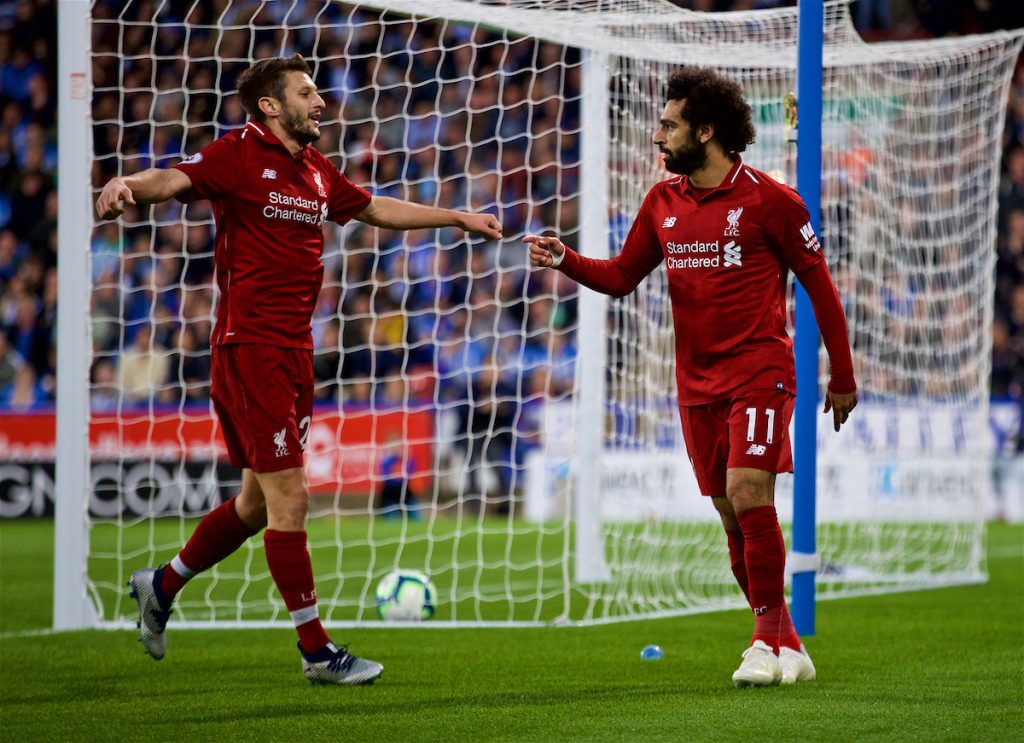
[661,131,707,176]
[281,106,320,146]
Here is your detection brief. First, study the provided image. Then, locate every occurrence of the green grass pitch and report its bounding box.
[1,519,1020,741]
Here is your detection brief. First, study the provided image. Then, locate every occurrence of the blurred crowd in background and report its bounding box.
[1,0,1022,425]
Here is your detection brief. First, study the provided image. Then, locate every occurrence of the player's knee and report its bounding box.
[235,484,268,531]
[268,498,308,531]
[711,496,739,531]
[236,497,268,531]
[725,469,774,513]
[279,484,309,520]
[258,469,310,530]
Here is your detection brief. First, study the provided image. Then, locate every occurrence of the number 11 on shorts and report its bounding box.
[745,407,776,444]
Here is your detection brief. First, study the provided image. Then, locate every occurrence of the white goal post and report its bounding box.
[52,0,1023,629]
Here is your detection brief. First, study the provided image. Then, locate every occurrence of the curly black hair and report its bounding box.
[665,67,756,154]
[236,53,313,123]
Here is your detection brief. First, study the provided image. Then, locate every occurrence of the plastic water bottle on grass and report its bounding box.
[640,644,664,660]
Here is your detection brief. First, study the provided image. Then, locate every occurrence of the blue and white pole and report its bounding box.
[792,0,824,637]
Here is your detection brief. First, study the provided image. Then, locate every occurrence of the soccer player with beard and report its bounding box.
[526,67,857,688]
[96,54,502,685]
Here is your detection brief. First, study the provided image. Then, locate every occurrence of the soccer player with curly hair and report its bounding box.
[527,66,856,688]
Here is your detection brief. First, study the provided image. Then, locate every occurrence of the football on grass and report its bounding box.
[375,569,437,622]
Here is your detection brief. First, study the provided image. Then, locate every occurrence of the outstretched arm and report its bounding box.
[356,196,502,239]
[525,233,661,299]
[96,168,193,220]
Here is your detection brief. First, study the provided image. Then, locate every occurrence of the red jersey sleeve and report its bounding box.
[559,192,664,297]
[327,167,372,224]
[172,135,243,202]
[798,262,857,394]
[764,185,826,273]
[765,185,856,394]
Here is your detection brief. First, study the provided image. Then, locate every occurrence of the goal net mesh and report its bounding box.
[83,0,1021,626]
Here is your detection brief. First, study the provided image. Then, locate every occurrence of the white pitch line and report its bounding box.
[0,628,57,640]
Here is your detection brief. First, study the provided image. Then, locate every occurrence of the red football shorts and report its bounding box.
[678,388,796,496]
[210,344,313,473]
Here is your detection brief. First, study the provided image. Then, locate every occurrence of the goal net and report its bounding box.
[70,0,1022,628]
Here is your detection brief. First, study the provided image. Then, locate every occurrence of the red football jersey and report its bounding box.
[173,121,371,349]
[560,157,854,405]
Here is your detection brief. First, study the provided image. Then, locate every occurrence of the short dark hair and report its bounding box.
[665,67,756,154]
[236,53,313,123]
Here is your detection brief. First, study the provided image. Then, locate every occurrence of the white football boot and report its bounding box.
[128,567,171,660]
[778,644,816,685]
[732,640,781,688]
[300,642,384,685]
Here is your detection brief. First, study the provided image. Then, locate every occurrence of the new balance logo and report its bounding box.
[274,428,288,457]
[746,444,767,456]
[661,216,677,228]
[800,221,821,252]
[724,206,742,237]
[262,168,277,180]
[723,241,742,267]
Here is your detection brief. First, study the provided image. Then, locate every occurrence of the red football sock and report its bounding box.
[725,528,750,604]
[161,495,259,601]
[777,602,801,652]
[264,529,331,654]
[737,505,801,652]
